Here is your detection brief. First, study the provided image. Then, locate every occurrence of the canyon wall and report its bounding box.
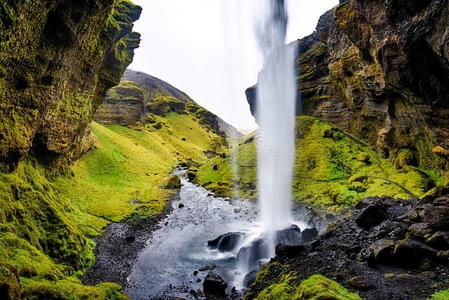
[0,0,141,172]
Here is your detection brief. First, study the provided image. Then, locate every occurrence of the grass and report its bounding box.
[56,114,226,236]
[0,98,226,298]
[194,116,447,213]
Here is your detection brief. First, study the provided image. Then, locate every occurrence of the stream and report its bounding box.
[125,171,313,300]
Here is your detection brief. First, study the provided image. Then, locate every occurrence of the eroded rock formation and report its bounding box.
[0,0,141,172]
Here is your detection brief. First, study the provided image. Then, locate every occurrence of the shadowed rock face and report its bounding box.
[0,0,142,172]
[247,0,449,176]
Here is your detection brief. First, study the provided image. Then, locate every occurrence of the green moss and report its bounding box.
[21,278,129,300]
[105,80,145,102]
[294,275,361,300]
[430,290,449,300]
[196,116,444,212]
[254,274,361,300]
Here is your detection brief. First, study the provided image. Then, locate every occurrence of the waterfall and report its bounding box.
[208,0,303,290]
[255,0,297,249]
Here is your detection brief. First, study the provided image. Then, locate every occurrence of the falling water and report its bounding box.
[255,0,297,249]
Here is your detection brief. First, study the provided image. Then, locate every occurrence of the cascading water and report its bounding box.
[255,0,297,244]
[222,0,301,288]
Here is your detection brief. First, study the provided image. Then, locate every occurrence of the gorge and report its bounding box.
[1,0,449,300]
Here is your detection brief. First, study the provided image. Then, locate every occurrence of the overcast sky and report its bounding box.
[129,0,339,130]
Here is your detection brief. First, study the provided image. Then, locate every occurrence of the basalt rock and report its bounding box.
[246,195,449,300]
[0,0,142,172]
[203,272,228,296]
[246,0,449,177]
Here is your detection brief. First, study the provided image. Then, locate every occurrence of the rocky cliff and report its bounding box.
[94,69,242,137]
[0,1,141,298]
[247,0,449,177]
[0,0,141,173]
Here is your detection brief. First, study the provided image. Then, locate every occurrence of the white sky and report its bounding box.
[129,0,339,130]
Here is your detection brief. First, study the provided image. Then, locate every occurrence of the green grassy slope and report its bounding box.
[0,106,226,298]
[195,116,448,213]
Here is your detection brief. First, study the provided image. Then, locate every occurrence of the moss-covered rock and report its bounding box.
[253,274,361,300]
[0,264,20,300]
[0,0,141,172]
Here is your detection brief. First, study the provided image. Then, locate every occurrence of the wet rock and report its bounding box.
[178,203,185,208]
[275,244,305,258]
[187,171,196,181]
[302,227,319,243]
[193,271,198,276]
[347,276,376,291]
[208,232,243,252]
[237,239,270,271]
[275,225,302,245]
[426,232,449,250]
[355,204,387,229]
[243,269,258,288]
[199,264,216,272]
[423,206,449,231]
[203,272,227,295]
[369,239,395,264]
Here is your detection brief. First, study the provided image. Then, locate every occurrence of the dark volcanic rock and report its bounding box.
[203,272,228,296]
[246,195,449,300]
[302,227,319,243]
[423,206,449,231]
[208,232,243,252]
[275,224,302,245]
[275,244,305,258]
[355,204,387,229]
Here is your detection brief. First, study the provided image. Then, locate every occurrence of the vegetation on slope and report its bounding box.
[0,98,226,298]
[195,116,447,213]
[246,264,361,300]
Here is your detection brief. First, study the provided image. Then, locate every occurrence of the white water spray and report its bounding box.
[256,0,297,245]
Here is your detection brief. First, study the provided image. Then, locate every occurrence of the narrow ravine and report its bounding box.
[125,170,258,299]
[124,170,321,300]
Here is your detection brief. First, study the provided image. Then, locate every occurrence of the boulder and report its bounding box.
[275,244,305,258]
[243,269,258,288]
[369,239,395,264]
[302,227,319,243]
[203,272,227,295]
[393,240,437,267]
[408,223,433,239]
[347,276,376,291]
[426,232,449,250]
[275,225,302,245]
[208,232,243,252]
[423,206,449,231]
[355,204,387,229]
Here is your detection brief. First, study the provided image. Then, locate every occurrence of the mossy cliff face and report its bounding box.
[0,0,142,172]
[246,0,449,177]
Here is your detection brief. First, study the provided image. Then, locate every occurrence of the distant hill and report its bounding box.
[95,69,242,138]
